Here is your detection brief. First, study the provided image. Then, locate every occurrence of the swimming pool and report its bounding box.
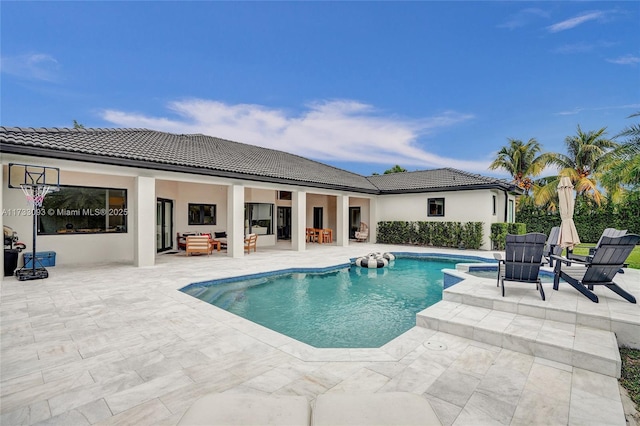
[180,254,487,348]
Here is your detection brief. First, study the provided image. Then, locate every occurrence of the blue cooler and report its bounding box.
[23,251,56,268]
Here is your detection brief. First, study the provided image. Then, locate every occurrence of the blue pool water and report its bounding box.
[180,254,486,348]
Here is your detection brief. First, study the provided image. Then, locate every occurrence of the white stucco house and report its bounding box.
[1,127,520,272]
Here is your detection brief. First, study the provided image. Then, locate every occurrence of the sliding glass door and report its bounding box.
[156,198,173,252]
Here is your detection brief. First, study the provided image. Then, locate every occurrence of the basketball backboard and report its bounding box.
[8,163,60,188]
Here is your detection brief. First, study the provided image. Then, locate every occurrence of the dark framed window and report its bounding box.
[508,199,514,223]
[492,195,497,215]
[188,204,216,225]
[38,185,127,235]
[278,191,292,200]
[428,198,445,217]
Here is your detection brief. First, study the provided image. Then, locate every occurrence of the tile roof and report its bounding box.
[0,127,379,193]
[0,127,518,194]
[366,168,517,193]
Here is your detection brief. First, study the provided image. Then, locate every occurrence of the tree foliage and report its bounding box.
[534,126,617,207]
[601,112,640,200]
[489,138,548,194]
[383,165,408,174]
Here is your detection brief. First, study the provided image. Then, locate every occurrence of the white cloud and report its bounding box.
[547,11,606,33]
[607,54,640,65]
[0,53,60,82]
[555,103,640,116]
[101,99,491,172]
[498,8,549,30]
[552,41,616,54]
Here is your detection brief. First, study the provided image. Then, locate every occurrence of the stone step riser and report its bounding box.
[442,291,640,348]
[417,304,621,378]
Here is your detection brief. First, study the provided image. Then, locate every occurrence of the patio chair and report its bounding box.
[552,233,639,303]
[244,233,258,254]
[543,226,562,266]
[186,235,211,256]
[355,222,369,242]
[567,228,627,263]
[320,228,332,244]
[306,228,318,243]
[494,233,547,300]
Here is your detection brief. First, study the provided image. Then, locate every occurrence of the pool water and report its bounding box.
[181,255,483,348]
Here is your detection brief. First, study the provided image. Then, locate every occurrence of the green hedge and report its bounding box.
[490,223,527,250]
[516,193,640,243]
[377,221,484,249]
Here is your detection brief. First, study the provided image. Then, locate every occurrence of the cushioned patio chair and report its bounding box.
[355,222,369,242]
[552,233,639,303]
[568,228,627,263]
[543,226,562,266]
[213,231,228,249]
[494,233,547,300]
[244,233,258,254]
[186,235,211,256]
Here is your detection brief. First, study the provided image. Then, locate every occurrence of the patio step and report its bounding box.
[416,301,622,378]
[441,277,640,348]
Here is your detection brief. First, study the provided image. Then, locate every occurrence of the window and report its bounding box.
[508,199,515,223]
[277,191,292,200]
[428,198,445,217]
[188,204,216,225]
[245,203,273,235]
[492,195,497,215]
[38,186,127,235]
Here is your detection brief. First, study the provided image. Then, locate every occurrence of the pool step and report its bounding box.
[416,301,621,378]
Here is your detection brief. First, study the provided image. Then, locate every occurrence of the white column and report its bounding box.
[336,195,349,246]
[369,196,378,243]
[227,184,245,258]
[134,176,156,267]
[292,190,306,251]
[0,164,4,282]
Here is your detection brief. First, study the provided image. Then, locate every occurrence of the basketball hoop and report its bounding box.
[20,184,53,208]
[9,163,61,282]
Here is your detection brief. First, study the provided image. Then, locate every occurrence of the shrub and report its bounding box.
[516,193,640,243]
[377,221,483,249]
[490,222,527,250]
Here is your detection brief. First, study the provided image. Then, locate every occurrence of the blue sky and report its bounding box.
[2,2,638,177]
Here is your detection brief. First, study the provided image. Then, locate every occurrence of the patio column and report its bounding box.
[134,176,155,267]
[227,184,245,258]
[369,196,378,243]
[336,195,349,246]
[0,167,4,282]
[292,190,306,251]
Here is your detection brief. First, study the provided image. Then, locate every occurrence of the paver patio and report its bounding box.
[1,243,637,425]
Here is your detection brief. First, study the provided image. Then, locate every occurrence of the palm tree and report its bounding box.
[489,138,547,195]
[535,126,617,206]
[601,112,640,200]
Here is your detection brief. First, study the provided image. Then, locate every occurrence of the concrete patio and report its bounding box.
[1,243,638,425]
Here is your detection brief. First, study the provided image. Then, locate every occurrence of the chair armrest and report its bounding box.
[550,254,590,266]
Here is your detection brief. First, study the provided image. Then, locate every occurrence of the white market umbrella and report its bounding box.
[557,176,581,249]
